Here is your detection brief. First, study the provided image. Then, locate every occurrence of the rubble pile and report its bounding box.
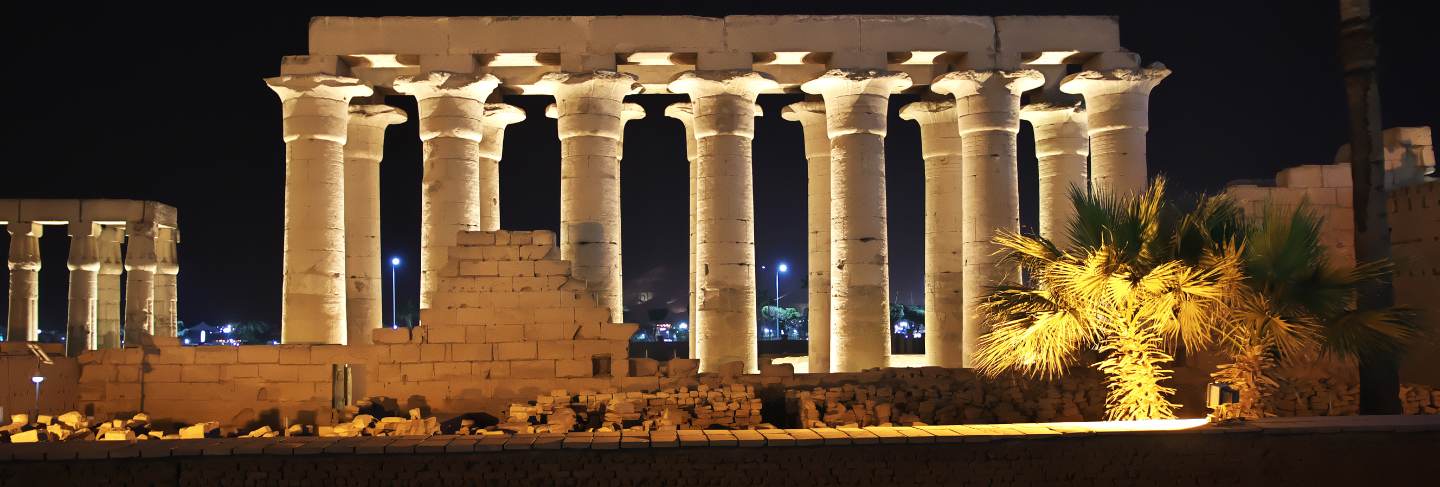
[786,367,1107,427]
[501,384,764,432]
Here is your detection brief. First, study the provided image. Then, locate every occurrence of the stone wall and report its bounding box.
[1390,181,1440,385]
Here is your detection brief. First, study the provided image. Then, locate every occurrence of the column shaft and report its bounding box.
[537,71,640,323]
[66,222,102,355]
[7,222,42,342]
[123,223,158,343]
[476,104,525,232]
[670,71,776,373]
[153,227,180,338]
[934,70,1044,367]
[267,74,373,344]
[782,101,832,373]
[1022,104,1090,243]
[394,72,499,311]
[96,226,124,349]
[1060,64,1169,195]
[900,101,965,368]
[343,104,407,344]
[665,103,700,358]
[802,70,911,372]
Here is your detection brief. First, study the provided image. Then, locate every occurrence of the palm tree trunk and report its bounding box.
[1338,0,1401,414]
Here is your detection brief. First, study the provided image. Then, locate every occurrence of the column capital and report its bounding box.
[663,102,693,121]
[665,103,697,162]
[1060,63,1170,97]
[67,222,102,272]
[533,70,642,98]
[781,101,830,160]
[7,222,42,271]
[98,226,125,275]
[347,104,409,128]
[265,74,373,103]
[1020,102,1087,127]
[800,69,912,97]
[392,71,501,101]
[931,69,1045,99]
[668,70,778,99]
[484,103,527,128]
[155,227,180,277]
[898,99,957,126]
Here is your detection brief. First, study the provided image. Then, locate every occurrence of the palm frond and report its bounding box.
[1321,307,1424,360]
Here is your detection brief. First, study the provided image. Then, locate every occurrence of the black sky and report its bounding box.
[3,1,1436,333]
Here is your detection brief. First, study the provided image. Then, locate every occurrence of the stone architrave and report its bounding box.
[343,104,407,344]
[7,222,42,342]
[669,70,777,373]
[477,104,526,231]
[780,100,833,373]
[801,70,911,372]
[266,74,374,344]
[933,69,1045,367]
[123,223,158,344]
[1060,63,1169,195]
[96,226,124,349]
[899,100,965,368]
[393,72,500,311]
[152,228,180,338]
[664,102,701,358]
[535,71,642,323]
[66,222,102,355]
[1021,103,1090,243]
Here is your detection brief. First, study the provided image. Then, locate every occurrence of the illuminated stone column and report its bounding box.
[7,222,42,342]
[343,104,407,344]
[266,74,373,344]
[123,223,158,343]
[1060,64,1169,195]
[670,71,777,373]
[96,226,124,349]
[933,69,1044,367]
[664,102,700,358]
[477,103,525,231]
[802,70,911,372]
[535,71,641,322]
[1021,103,1089,243]
[152,228,180,339]
[780,100,833,373]
[66,222,101,355]
[393,72,499,311]
[899,100,965,368]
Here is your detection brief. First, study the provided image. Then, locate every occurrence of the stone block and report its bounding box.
[497,342,539,360]
[278,345,311,364]
[512,360,556,379]
[181,365,221,383]
[488,324,525,343]
[538,340,574,359]
[401,363,435,381]
[1278,165,1324,188]
[434,361,471,377]
[493,307,534,325]
[457,232,495,246]
[1322,164,1353,188]
[761,362,795,377]
[464,325,488,343]
[601,324,639,341]
[498,260,534,277]
[194,347,239,364]
[518,291,560,308]
[556,359,592,378]
[258,364,300,382]
[666,359,700,377]
[450,343,493,361]
[221,364,260,380]
[532,230,556,247]
[482,245,519,261]
[535,260,570,276]
[237,346,281,363]
[144,365,182,383]
[427,325,466,343]
[525,323,565,341]
[389,344,421,362]
[298,364,332,382]
[458,307,496,325]
[630,358,660,377]
[518,245,551,260]
[153,346,196,365]
[80,364,115,383]
[573,340,614,358]
[512,277,554,292]
[459,260,499,276]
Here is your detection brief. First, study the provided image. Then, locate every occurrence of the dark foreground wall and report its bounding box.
[2,418,1435,487]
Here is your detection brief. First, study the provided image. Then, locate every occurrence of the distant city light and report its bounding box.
[222,324,234,334]
[183,338,190,345]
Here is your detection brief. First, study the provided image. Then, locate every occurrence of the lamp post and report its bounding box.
[31,375,44,415]
[390,257,401,328]
[774,263,788,339]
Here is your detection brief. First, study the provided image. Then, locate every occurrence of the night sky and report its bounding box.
[3,2,1436,334]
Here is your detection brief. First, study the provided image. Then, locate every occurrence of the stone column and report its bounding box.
[664,102,700,359]
[66,222,102,355]
[535,71,641,323]
[96,226,124,349]
[933,70,1045,367]
[343,104,407,344]
[669,71,777,373]
[1060,64,1169,195]
[152,228,180,338]
[266,74,373,344]
[123,223,158,344]
[899,100,965,368]
[477,104,526,231]
[1021,103,1089,243]
[393,72,500,311]
[780,101,833,373]
[7,222,42,342]
[616,103,646,162]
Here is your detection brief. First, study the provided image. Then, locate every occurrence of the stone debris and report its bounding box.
[501,384,764,433]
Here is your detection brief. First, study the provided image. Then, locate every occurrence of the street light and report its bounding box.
[31,375,44,415]
[774,262,788,339]
[390,257,401,328]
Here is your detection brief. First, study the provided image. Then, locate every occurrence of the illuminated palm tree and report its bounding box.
[972,179,1245,420]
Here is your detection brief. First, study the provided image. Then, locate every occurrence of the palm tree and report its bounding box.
[1208,203,1420,420]
[972,179,1245,421]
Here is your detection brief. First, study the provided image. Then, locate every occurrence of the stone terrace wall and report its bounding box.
[72,230,648,426]
[1390,181,1440,385]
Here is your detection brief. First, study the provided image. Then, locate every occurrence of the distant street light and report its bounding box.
[774,262,788,339]
[390,257,401,328]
